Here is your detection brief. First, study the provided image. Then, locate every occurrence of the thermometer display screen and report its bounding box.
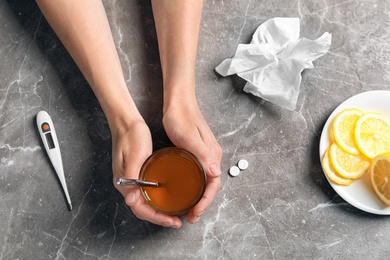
[45,133,55,149]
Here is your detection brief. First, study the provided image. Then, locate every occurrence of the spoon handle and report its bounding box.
[116,177,159,187]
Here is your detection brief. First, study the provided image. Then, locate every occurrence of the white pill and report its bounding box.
[229,166,240,177]
[238,159,249,170]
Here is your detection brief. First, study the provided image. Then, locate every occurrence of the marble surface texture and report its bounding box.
[1,0,390,259]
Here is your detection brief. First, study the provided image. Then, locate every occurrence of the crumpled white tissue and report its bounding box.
[215,17,332,110]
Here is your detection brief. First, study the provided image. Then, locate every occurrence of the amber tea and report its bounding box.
[139,147,206,215]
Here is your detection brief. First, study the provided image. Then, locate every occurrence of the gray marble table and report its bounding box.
[1,0,390,259]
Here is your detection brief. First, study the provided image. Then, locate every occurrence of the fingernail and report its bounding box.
[162,222,173,228]
[193,216,200,223]
[172,224,181,229]
[195,209,205,220]
[209,163,221,177]
[163,222,180,229]
[126,191,136,205]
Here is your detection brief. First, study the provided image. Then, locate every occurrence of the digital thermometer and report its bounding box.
[36,111,73,211]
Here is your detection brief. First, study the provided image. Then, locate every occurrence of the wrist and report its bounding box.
[106,104,145,135]
[163,81,197,114]
[95,88,144,135]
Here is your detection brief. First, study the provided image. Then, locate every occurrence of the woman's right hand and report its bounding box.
[111,118,182,228]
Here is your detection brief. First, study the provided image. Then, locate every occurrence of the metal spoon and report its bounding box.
[116,177,159,187]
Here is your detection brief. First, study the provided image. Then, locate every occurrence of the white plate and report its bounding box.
[319,90,390,215]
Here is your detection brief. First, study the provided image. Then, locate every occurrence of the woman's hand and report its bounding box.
[111,118,182,228]
[151,0,220,224]
[163,97,222,224]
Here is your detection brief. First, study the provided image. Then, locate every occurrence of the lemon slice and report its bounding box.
[322,148,353,186]
[370,153,390,206]
[354,112,390,159]
[332,108,363,155]
[329,143,370,179]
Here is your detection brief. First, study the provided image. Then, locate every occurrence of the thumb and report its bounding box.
[124,187,141,207]
[123,154,142,179]
[115,152,145,197]
[207,163,221,178]
[193,143,222,179]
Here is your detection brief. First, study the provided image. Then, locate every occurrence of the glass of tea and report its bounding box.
[139,147,206,216]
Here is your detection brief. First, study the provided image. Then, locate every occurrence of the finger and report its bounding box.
[125,189,182,228]
[194,126,223,173]
[114,151,147,197]
[183,134,222,176]
[123,153,144,178]
[187,173,221,223]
